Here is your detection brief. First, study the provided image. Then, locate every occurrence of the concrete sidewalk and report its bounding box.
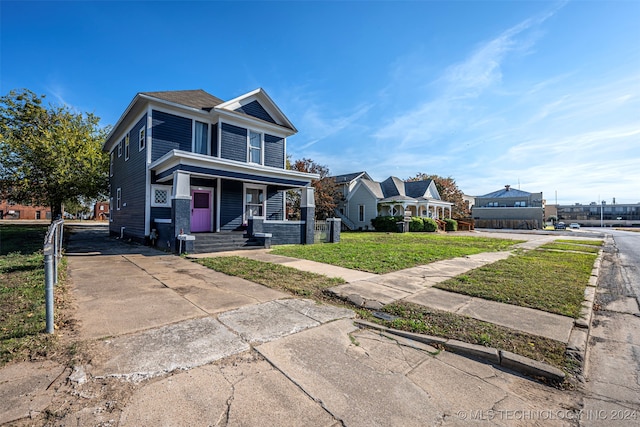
[1,227,590,426]
[195,232,595,343]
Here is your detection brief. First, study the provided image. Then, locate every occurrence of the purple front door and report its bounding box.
[191,190,212,232]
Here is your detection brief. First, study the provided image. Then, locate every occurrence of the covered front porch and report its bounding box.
[378,198,453,220]
[148,150,319,253]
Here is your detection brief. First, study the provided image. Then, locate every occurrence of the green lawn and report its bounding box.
[435,248,597,317]
[195,256,345,299]
[0,224,61,366]
[271,232,523,274]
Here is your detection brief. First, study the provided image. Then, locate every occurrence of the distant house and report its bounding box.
[103,88,319,252]
[0,199,51,220]
[94,201,109,221]
[472,185,544,229]
[332,172,453,230]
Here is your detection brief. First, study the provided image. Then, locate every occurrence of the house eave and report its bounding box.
[214,108,296,137]
[150,150,319,187]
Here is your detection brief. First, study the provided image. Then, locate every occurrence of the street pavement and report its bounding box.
[1,225,635,426]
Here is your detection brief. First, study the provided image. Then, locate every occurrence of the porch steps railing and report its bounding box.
[191,231,265,254]
[334,209,356,231]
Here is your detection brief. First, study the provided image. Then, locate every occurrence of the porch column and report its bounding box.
[171,171,193,253]
[301,186,315,244]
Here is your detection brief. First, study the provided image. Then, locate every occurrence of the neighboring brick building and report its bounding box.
[0,200,51,220]
[94,201,110,220]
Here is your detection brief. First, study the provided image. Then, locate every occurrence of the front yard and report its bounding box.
[270,232,522,274]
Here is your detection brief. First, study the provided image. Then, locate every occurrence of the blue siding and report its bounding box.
[220,179,243,231]
[235,100,276,124]
[151,110,192,161]
[210,123,218,157]
[266,189,284,220]
[109,114,148,240]
[150,207,171,221]
[264,134,285,168]
[220,123,247,162]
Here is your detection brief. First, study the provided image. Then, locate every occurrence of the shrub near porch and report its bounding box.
[271,232,521,274]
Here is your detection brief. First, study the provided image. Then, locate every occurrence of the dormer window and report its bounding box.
[249,130,262,164]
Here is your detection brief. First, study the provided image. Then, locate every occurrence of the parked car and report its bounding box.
[555,222,566,230]
[570,223,580,229]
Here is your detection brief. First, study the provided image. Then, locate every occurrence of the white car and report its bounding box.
[569,223,580,229]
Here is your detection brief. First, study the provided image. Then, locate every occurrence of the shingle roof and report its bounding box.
[332,171,369,184]
[360,179,384,198]
[380,176,405,197]
[141,89,224,111]
[405,180,433,198]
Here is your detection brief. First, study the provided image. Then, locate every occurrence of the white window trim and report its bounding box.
[243,183,267,224]
[247,129,264,165]
[358,204,365,222]
[139,127,145,151]
[124,133,130,161]
[109,197,113,222]
[116,188,122,210]
[151,185,172,208]
[192,120,210,155]
[109,151,114,177]
[118,140,122,157]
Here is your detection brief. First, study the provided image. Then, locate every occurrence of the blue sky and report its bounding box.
[1,0,638,205]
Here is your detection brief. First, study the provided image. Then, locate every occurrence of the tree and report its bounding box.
[406,173,470,218]
[0,89,109,220]
[288,157,339,220]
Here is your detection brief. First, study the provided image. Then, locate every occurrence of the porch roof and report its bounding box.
[150,150,318,188]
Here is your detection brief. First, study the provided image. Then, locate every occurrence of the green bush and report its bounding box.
[423,218,438,232]
[371,216,403,232]
[444,218,458,231]
[409,217,424,232]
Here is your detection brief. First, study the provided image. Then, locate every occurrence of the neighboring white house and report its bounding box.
[332,172,453,230]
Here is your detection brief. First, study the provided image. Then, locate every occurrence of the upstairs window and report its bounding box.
[248,130,262,164]
[139,128,145,151]
[194,121,208,155]
[110,151,114,176]
[124,133,130,160]
[118,140,122,157]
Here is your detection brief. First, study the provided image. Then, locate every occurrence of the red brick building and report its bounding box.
[0,200,51,220]
[94,201,110,221]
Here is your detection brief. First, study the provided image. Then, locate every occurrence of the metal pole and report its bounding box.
[53,227,59,285]
[44,245,55,334]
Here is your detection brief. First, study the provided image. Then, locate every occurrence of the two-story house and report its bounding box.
[472,185,544,229]
[103,88,318,252]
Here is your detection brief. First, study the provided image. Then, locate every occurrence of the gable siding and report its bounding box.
[151,110,192,161]
[264,134,285,168]
[109,114,148,240]
[266,188,284,220]
[348,185,378,230]
[220,179,243,231]
[235,100,276,124]
[220,123,247,162]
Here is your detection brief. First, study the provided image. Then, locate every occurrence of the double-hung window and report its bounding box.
[139,128,145,151]
[124,133,130,160]
[244,184,265,223]
[248,130,262,164]
[116,188,122,210]
[194,121,208,155]
[358,205,365,222]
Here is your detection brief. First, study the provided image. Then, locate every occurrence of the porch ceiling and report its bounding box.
[151,150,318,188]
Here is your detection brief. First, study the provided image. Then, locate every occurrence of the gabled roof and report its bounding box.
[477,186,533,199]
[141,89,223,111]
[215,88,297,132]
[332,171,371,184]
[360,178,384,199]
[380,176,405,197]
[405,180,434,199]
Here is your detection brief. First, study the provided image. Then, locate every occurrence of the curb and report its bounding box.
[353,319,566,382]
[565,235,610,373]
